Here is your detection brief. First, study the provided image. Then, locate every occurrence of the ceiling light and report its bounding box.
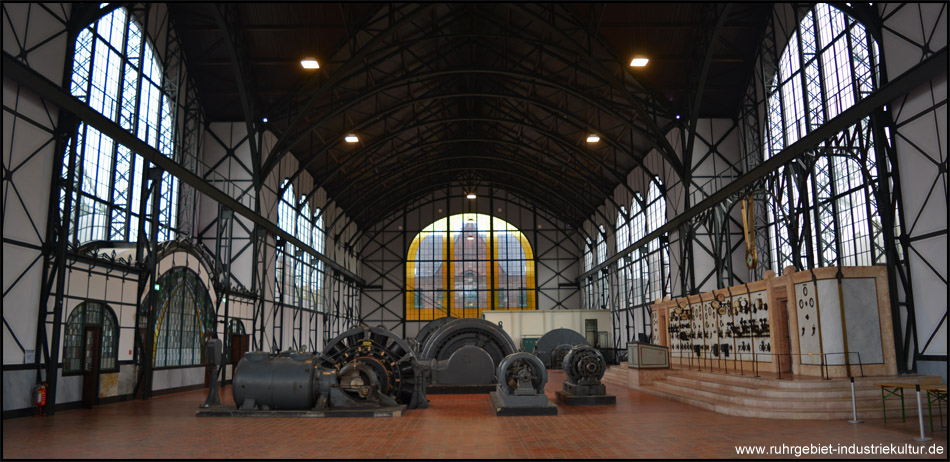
[262,117,268,123]
[630,57,649,67]
[466,193,477,199]
[300,59,320,69]
[586,135,600,143]
[675,115,681,119]
[344,134,359,143]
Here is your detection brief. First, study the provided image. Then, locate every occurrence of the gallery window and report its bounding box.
[406,213,535,320]
[763,3,887,273]
[66,6,179,244]
[275,180,325,317]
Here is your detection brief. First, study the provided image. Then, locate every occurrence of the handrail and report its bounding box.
[668,350,866,380]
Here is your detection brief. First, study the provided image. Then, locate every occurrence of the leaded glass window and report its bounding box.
[406,214,535,320]
[63,301,119,374]
[762,3,887,273]
[152,268,214,368]
[67,6,179,244]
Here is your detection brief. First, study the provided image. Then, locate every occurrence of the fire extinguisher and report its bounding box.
[33,383,47,414]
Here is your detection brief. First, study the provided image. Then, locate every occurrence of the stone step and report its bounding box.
[653,381,886,412]
[641,384,923,420]
[662,375,884,399]
[661,369,939,390]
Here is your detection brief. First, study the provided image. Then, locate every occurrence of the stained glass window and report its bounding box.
[406,214,535,320]
[63,302,119,374]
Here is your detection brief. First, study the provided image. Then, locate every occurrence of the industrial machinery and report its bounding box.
[549,344,574,371]
[410,316,457,353]
[489,352,557,416]
[419,318,518,393]
[533,328,589,368]
[222,324,427,416]
[555,345,616,405]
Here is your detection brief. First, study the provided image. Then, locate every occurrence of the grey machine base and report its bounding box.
[488,391,558,416]
[195,404,406,418]
[555,390,616,406]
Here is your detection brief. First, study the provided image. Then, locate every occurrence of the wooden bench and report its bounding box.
[921,384,947,432]
[874,383,913,423]
[875,382,948,431]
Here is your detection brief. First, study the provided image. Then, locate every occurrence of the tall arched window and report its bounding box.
[763,3,885,272]
[645,179,670,303]
[616,207,630,310]
[152,268,214,368]
[595,225,609,309]
[275,180,326,319]
[63,301,118,374]
[582,237,595,309]
[406,214,535,320]
[276,180,298,307]
[67,7,179,244]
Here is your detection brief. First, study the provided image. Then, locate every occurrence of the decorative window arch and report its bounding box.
[67,6,179,244]
[152,267,214,368]
[63,301,119,374]
[406,213,535,320]
[763,3,885,272]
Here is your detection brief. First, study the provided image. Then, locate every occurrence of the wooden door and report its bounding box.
[81,326,101,408]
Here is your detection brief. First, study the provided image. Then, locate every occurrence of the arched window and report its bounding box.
[63,301,118,374]
[224,318,246,359]
[645,180,670,302]
[275,181,325,321]
[152,268,214,368]
[67,7,179,244]
[616,207,630,310]
[595,225,609,309]
[582,236,595,310]
[406,214,535,320]
[763,4,884,272]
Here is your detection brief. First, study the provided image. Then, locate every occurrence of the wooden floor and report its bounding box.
[2,370,947,459]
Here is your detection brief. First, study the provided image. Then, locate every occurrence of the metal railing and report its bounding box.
[670,350,865,380]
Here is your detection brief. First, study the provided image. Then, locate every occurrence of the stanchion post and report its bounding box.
[848,377,863,424]
[913,384,933,442]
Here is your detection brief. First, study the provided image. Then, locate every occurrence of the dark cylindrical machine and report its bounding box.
[496,352,548,396]
[412,316,457,353]
[318,324,426,408]
[419,318,518,390]
[420,318,517,365]
[534,328,589,368]
[550,344,574,370]
[560,345,610,399]
[232,351,317,410]
[231,325,427,411]
[562,345,606,384]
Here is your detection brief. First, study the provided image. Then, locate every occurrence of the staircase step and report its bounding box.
[603,366,940,420]
[662,375,883,399]
[641,385,922,420]
[653,381,887,411]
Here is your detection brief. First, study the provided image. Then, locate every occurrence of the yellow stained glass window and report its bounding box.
[406,214,535,321]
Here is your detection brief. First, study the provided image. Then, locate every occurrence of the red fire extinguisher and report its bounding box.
[33,383,47,415]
